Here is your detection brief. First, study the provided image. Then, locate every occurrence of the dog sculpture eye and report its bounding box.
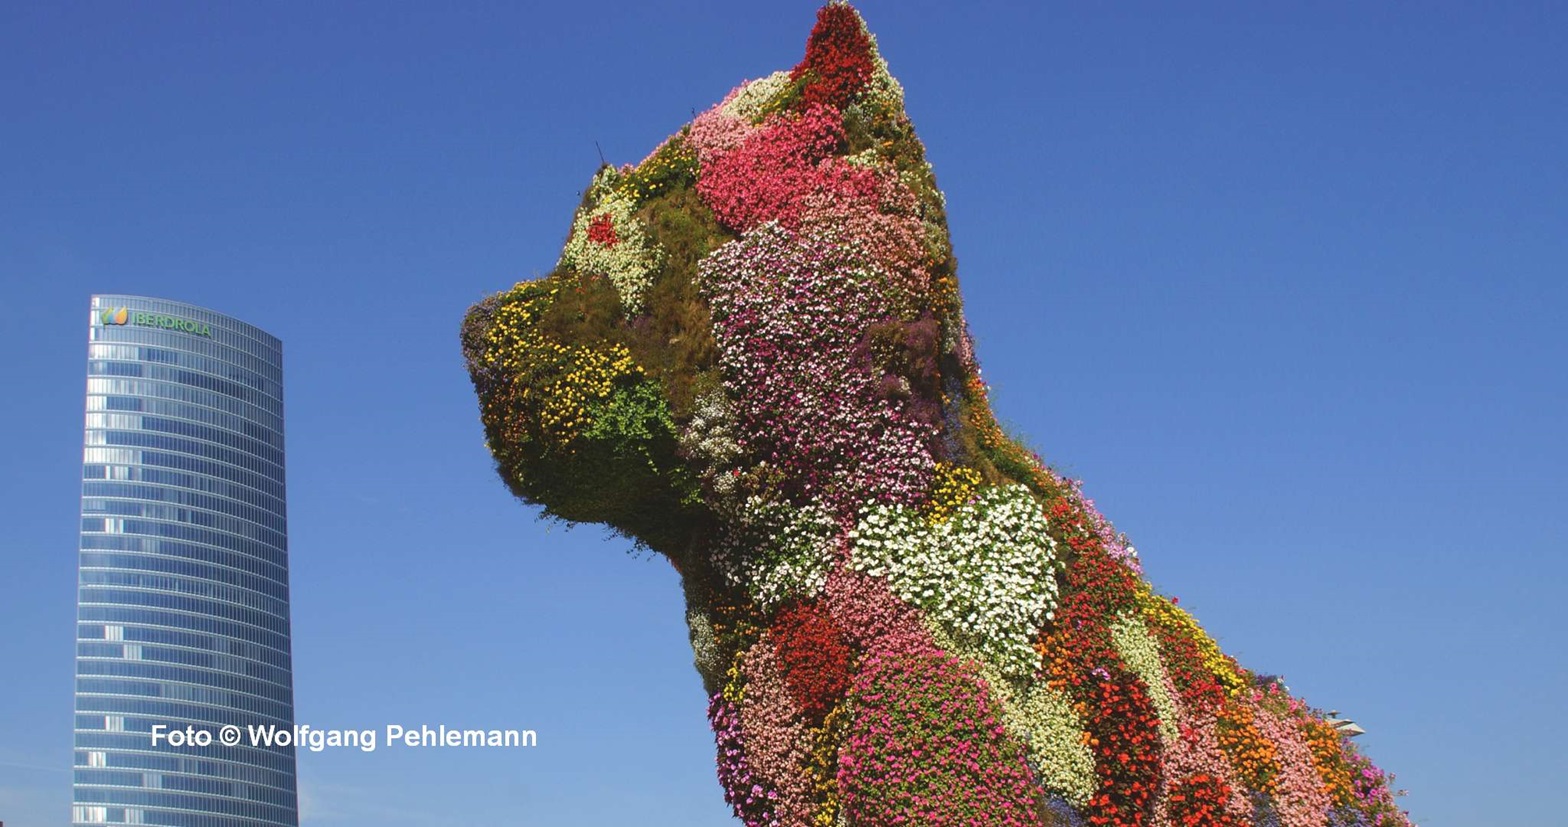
[461,4,1411,826]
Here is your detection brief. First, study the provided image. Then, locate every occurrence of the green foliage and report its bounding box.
[618,132,699,206]
[582,379,683,481]
[752,72,811,123]
[629,184,729,419]
[508,375,703,554]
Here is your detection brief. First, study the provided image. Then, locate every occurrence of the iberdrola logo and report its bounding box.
[96,306,213,336]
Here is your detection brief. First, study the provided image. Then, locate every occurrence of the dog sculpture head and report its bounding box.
[461,2,994,558]
[462,5,1412,826]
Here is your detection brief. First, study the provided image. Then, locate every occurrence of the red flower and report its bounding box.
[791,4,876,109]
[1037,546,1164,827]
[1166,774,1245,827]
[586,213,619,247]
[771,600,852,723]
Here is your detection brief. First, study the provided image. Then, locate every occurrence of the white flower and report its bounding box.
[849,484,1063,677]
[712,496,837,611]
[720,71,793,123]
[1110,613,1181,745]
[558,185,663,313]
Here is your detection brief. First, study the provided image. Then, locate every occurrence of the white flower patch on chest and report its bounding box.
[850,484,1063,676]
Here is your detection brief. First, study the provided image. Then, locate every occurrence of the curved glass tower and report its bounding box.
[74,296,298,827]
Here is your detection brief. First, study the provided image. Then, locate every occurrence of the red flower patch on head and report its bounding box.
[771,601,852,723]
[585,212,619,246]
[696,103,876,233]
[792,3,876,110]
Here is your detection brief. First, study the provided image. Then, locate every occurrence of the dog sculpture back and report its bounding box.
[460,5,1411,825]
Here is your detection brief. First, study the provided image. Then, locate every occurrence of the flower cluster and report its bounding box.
[699,223,937,513]
[687,606,727,692]
[1156,711,1252,824]
[737,640,818,827]
[712,496,838,612]
[1327,737,1412,827]
[559,167,664,313]
[1110,614,1183,746]
[475,280,556,376]
[823,564,936,655]
[839,648,1039,826]
[586,212,618,246]
[709,694,778,827]
[620,132,699,203]
[790,2,875,109]
[697,103,868,234]
[1251,702,1332,827]
[690,95,760,167]
[1166,774,1247,827]
[1138,589,1244,714]
[725,72,798,124]
[1299,717,1356,808]
[1053,473,1141,572]
[770,601,853,724]
[1039,547,1163,827]
[476,282,646,449]
[851,485,1062,676]
[1012,683,1099,808]
[806,707,846,827]
[689,71,799,169]
[795,170,931,314]
[1217,695,1281,797]
[680,391,745,493]
[925,461,983,523]
[1081,669,1166,826]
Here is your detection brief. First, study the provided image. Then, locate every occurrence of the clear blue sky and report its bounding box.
[3,2,1564,825]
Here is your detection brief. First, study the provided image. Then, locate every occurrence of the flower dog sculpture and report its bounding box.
[461,5,1411,825]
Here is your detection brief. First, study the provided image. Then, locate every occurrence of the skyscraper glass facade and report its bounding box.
[74,296,298,827]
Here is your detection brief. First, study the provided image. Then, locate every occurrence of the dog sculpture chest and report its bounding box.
[461,5,1410,826]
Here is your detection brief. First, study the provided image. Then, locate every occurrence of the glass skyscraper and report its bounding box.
[74,296,299,827]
